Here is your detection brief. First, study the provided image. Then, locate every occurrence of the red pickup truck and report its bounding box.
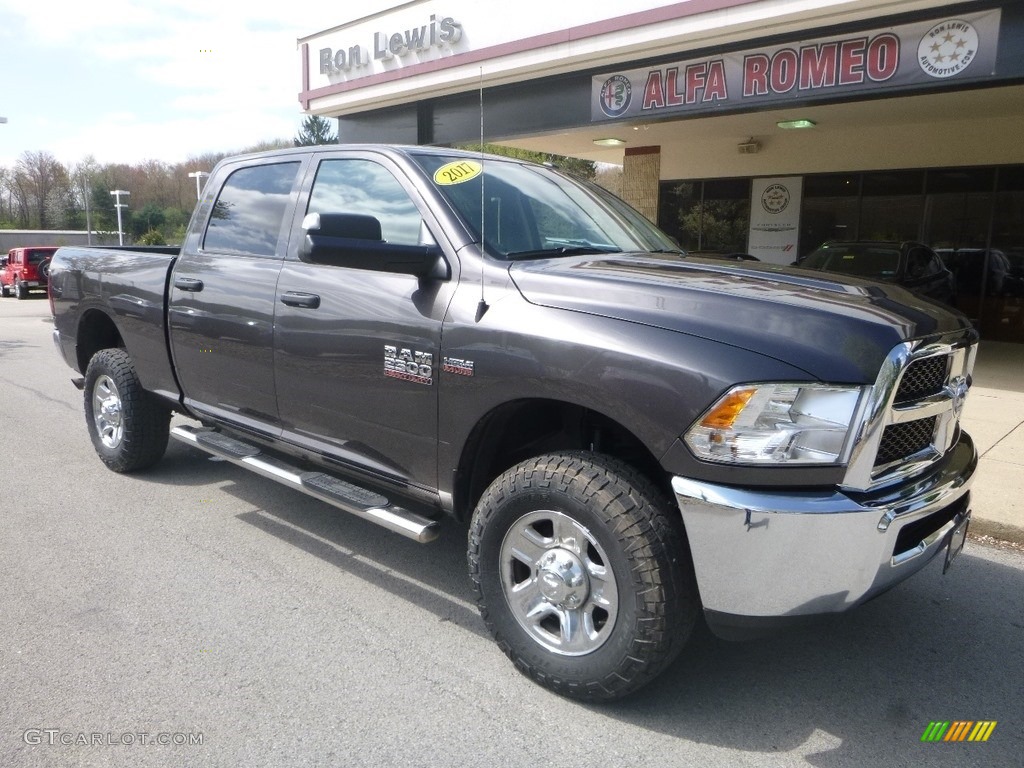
[1,246,56,299]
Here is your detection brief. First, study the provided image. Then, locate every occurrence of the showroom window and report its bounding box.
[659,164,1024,343]
[859,170,925,242]
[800,173,860,255]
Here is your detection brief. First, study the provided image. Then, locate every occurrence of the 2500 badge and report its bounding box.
[384,345,434,385]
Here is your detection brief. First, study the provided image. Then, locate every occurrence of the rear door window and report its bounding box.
[27,250,54,264]
[203,162,301,257]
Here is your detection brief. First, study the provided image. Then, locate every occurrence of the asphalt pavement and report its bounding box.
[1,295,1021,767]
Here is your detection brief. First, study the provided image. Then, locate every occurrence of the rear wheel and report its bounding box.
[468,451,698,701]
[15,281,28,300]
[84,348,171,472]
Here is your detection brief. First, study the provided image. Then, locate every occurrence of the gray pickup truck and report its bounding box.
[50,145,977,701]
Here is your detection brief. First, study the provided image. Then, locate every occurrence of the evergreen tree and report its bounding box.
[294,115,338,147]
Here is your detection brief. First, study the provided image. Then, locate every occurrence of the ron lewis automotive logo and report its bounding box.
[761,183,791,214]
[918,19,980,78]
[599,75,632,117]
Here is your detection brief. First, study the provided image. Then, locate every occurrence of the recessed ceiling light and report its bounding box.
[777,119,816,130]
[593,138,626,146]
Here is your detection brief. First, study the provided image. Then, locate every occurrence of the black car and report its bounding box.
[798,241,956,306]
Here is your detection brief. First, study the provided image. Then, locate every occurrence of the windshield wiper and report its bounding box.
[507,245,622,259]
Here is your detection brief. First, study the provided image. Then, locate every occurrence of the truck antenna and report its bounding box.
[475,67,489,323]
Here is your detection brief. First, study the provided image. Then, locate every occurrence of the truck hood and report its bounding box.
[508,254,974,382]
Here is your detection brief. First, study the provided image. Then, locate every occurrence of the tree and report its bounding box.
[459,143,597,180]
[680,199,750,253]
[244,138,293,154]
[294,115,338,147]
[131,203,166,239]
[10,151,72,229]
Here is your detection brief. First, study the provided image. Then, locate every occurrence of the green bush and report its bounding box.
[138,230,167,246]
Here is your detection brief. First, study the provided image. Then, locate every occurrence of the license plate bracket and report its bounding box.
[943,515,969,574]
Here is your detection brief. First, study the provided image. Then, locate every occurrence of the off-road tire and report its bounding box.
[468,451,698,701]
[84,348,171,472]
[16,281,28,300]
[0,283,9,298]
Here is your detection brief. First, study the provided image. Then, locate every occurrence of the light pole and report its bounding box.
[188,171,209,200]
[84,178,92,245]
[110,189,130,246]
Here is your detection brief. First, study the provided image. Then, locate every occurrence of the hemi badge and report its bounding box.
[443,357,474,377]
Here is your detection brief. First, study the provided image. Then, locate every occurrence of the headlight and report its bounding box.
[684,383,866,465]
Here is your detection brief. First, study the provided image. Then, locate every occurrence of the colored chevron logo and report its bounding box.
[921,721,997,742]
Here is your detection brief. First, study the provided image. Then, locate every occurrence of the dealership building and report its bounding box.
[299,0,1024,343]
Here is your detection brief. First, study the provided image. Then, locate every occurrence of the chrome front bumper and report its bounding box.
[673,433,976,636]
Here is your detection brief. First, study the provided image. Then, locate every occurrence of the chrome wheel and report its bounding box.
[499,509,618,656]
[92,374,124,449]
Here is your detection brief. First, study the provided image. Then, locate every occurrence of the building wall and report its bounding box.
[622,147,662,223]
[658,105,1024,181]
[0,231,119,252]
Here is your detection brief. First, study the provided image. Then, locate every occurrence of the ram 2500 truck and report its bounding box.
[50,145,977,701]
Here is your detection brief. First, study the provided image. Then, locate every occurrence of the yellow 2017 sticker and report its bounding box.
[434,160,483,186]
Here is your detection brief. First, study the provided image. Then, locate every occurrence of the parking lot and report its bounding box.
[1,295,1021,767]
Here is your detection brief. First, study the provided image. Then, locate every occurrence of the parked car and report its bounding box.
[934,247,1024,339]
[49,146,976,701]
[1,246,57,299]
[935,248,1023,299]
[797,241,956,306]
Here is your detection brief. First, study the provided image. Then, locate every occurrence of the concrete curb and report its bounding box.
[968,519,1024,547]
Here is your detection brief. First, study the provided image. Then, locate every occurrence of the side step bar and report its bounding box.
[170,425,440,543]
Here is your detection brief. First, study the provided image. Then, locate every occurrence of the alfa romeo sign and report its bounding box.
[592,10,1001,122]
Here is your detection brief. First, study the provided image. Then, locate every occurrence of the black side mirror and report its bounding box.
[300,212,448,279]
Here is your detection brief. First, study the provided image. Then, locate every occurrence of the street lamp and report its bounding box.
[110,189,130,246]
[188,171,210,200]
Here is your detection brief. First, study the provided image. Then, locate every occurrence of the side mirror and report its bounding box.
[906,261,927,280]
[300,212,448,279]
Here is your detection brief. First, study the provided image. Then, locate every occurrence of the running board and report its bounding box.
[170,425,439,543]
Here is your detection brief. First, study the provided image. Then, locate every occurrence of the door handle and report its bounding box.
[280,291,321,309]
[174,277,204,292]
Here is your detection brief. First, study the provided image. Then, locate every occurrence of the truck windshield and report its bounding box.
[801,244,901,281]
[411,153,680,259]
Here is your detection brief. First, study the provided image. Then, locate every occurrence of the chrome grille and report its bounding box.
[841,338,977,492]
[894,356,948,403]
[875,417,937,466]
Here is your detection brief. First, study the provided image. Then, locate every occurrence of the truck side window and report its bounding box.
[203,162,300,257]
[308,160,422,246]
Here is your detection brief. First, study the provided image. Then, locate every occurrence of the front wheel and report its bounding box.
[468,452,698,701]
[84,348,171,472]
[0,282,9,298]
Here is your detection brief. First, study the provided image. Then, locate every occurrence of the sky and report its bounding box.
[0,0,395,169]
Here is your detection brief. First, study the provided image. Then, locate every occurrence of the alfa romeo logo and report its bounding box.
[599,75,632,118]
[761,184,790,214]
[918,20,979,79]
